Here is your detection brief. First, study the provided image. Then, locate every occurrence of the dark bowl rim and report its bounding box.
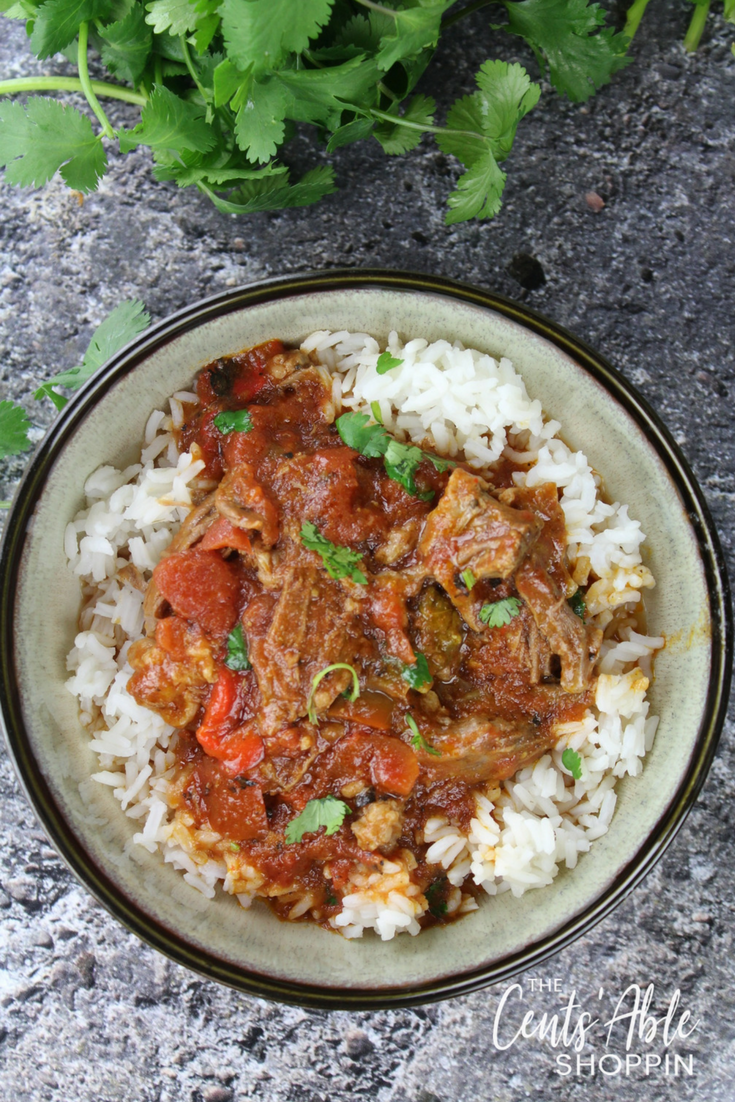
[1,268,731,1010]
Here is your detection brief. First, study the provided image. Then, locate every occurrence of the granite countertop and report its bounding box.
[1,6,734,1101]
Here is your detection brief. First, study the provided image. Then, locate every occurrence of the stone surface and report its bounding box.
[1,6,734,1101]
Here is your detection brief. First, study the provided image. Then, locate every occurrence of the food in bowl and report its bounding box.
[65,331,663,940]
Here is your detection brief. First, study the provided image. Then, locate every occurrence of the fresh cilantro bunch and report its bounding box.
[0,0,640,223]
[0,299,150,505]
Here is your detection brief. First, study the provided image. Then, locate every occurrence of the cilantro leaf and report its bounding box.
[501,0,630,103]
[568,590,586,622]
[300,522,367,584]
[0,400,32,460]
[479,596,523,628]
[285,795,350,844]
[376,351,404,374]
[375,2,450,72]
[30,0,113,59]
[370,400,383,425]
[34,300,150,407]
[118,85,216,156]
[234,79,288,164]
[276,58,380,128]
[202,166,337,214]
[0,97,106,193]
[461,569,476,591]
[221,0,334,77]
[384,438,434,500]
[406,714,440,756]
[144,0,201,35]
[224,623,250,671]
[213,58,250,108]
[336,411,389,458]
[99,5,152,86]
[326,116,374,153]
[424,877,448,916]
[445,150,506,226]
[373,93,436,156]
[214,409,253,434]
[401,652,432,691]
[562,747,583,780]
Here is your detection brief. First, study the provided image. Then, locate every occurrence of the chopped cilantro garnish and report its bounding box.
[562,748,583,780]
[376,351,404,375]
[325,891,338,906]
[384,438,435,501]
[0,400,32,460]
[307,663,360,725]
[370,400,383,425]
[300,522,367,584]
[568,590,587,622]
[285,796,351,844]
[479,596,523,628]
[406,714,441,756]
[224,623,250,671]
[401,652,432,691]
[229,842,241,852]
[336,411,390,457]
[461,568,477,591]
[214,408,253,434]
[336,411,444,501]
[425,877,449,916]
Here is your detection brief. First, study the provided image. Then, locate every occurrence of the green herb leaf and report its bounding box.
[224,623,250,671]
[375,2,450,72]
[276,58,380,128]
[202,165,337,214]
[424,876,448,915]
[234,79,288,164]
[326,116,374,153]
[568,590,586,622]
[336,411,389,458]
[300,522,367,584]
[30,0,113,59]
[99,5,153,86]
[384,438,434,500]
[501,0,630,103]
[376,351,404,374]
[461,569,476,591]
[34,299,150,407]
[213,408,253,435]
[562,747,583,780]
[479,596,523,628]
[445,148,506,226]
[221,0,334,77]
[0,400,32,460]
[370,400,383,425]
[118,84,216,156]
[0,97,106,193]
[401,652,432,691]
[406,713,440,756]
[285,794,351,844]
[144,0,200,35]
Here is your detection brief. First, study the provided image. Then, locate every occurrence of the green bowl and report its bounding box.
[0,271,730,1009]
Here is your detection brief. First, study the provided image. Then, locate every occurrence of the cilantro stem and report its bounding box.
[0,77,147,107]
[180,35,209,103]
[369,106,483,143]
[683,0,710,51]
[307,663,360,724]
[354,0,399,17]
[622,0,653,40]
[77,22,114,139]
[441,0,495,30]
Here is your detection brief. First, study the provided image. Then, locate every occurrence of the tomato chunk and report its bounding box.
[328,691,394,731]
[189,755,268,839]
[153,548,240,638]
[196,668,265,771]
[199,517,252,553]
[369,734,419,797]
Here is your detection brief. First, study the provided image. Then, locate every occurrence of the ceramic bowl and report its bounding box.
[1,271,730,1009]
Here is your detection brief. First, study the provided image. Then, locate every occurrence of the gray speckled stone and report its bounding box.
[1,7,734,1101]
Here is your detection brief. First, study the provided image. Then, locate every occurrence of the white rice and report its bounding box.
[65,331,663,939]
